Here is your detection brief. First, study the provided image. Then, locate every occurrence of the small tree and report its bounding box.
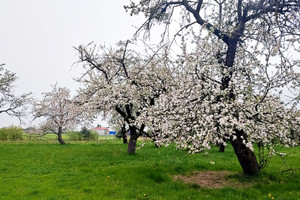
[81,127,90,140]
[33,84,89,144]
[80,127,98,140]
[0,64,31,121]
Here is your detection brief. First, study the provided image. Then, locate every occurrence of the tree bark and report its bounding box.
[123,136,128,144]
[121,125,128,144]
[57,126,66,145]
[230,130,260,175]
[218,143,225,152]
[127,126,138,154]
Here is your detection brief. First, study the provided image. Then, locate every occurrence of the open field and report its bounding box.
[0,138,299,200]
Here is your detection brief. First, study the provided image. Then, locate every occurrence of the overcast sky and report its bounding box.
[0,0,144,128]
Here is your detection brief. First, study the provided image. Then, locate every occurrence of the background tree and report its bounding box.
[125,0,300,175]
[33,84,89,144]
[76,41,173,154]
[0,64,31,122]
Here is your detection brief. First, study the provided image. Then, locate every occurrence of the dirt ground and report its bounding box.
[174,171,251,189]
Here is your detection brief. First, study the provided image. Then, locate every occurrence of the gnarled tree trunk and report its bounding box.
[57,126,66,145]
[127,126,138,154]
[230,129,260,175]
[223,39,260,174]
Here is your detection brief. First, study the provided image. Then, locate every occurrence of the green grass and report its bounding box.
[21,133,116,142]
[0,139,299,200]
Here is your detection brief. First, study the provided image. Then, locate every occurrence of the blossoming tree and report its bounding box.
[76,41,173,154]
[0,64,31,122]
[33,84,89,144]
[125,0,300,175]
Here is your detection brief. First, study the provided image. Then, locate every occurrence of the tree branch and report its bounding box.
[196,0,203,13]
[121,40,130,78]
[237,0,242,21]
[245,1,299,22]
[182,0,230,44]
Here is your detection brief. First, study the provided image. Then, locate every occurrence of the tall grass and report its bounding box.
[0,140,299,200]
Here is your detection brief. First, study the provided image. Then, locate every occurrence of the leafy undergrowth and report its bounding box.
[0,140,299,200]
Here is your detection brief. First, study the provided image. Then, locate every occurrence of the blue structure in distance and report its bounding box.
[109,131,116,135]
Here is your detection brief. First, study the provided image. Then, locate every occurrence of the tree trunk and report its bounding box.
[123,135,128,144]
[230,130,260,175]
[258,141,263,148]
[223,40,260,175]
[57,126,66,145]
[127,126,138,154]
[121,125,128,144]
[152,135,160,148]
[218,143,225,152]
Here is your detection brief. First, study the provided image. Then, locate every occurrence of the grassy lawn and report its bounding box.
[0,139,299,200]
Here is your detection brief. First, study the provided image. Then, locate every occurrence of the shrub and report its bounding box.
[0,128,8,140]
[68,131,84,141]
[0,126,23,140]
[80,127,98,141]
[67,128,98,141]
[88,130,98,141]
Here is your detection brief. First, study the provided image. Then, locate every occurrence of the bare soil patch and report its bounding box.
[175,171,252,189]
